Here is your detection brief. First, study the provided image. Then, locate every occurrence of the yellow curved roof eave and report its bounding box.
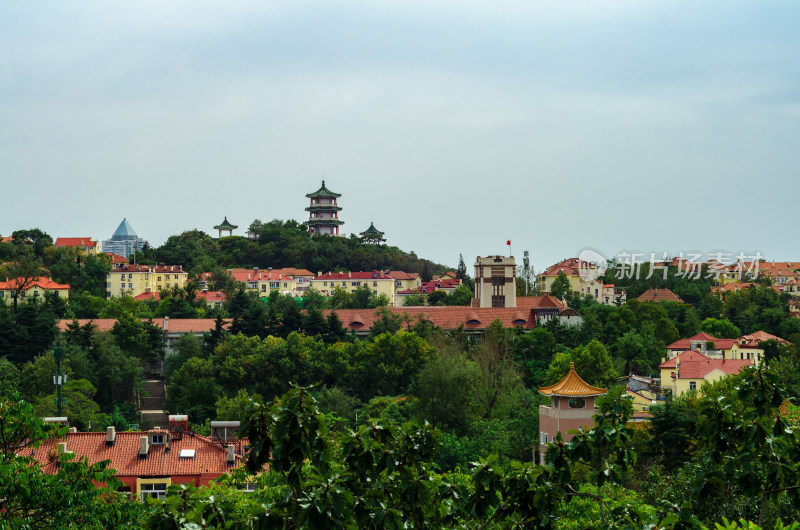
[538,363,607,397]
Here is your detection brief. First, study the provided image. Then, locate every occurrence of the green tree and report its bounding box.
[413,353,479,435]
[550,271,571,300]
[700,317,742,339]
[0,395,144,527]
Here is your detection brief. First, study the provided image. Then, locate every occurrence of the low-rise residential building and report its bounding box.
[387,271,422,292]
[626,389,656,412]
[54,237,100,256]
[659,350,752,396]
[228,268,298,297]
[107,264,188,298]
[134,290,227,311]
[311,271,396,305]
[536,258,592,294]
[21,419,243,501]
[395,278,461,307]
[666,330,789,364]
[666,332,735,359]
[579,279,626,305]
[0,277,70,304]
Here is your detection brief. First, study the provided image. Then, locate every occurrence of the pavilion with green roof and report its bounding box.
[359,222,386,245]
[305,180,344,236]
[214,217,238,238]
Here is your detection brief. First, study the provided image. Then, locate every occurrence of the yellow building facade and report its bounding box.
[107,265,189,298]
[0,277,70,305]
[311,271,396,305]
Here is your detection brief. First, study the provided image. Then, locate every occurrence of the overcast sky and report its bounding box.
[2,1,798,272]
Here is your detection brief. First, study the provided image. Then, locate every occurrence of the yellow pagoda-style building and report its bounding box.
[538,363,607,464]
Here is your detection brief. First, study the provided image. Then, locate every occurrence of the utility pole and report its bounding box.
[53,342,67,415]
[523,250,531,295]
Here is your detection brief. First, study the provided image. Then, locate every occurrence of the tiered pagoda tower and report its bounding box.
[305,181,344,235]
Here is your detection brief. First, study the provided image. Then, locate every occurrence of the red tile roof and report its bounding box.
[105,253,129,265]
[387,271,421,281]
[516,296,565,310]
[398,279,461,295]
[57,318,225,334]
[20,431,241,477]
[315,271,394,281]
[637,288,683,303]
[134,291,227,302]
[228,268,296,282]
[736,331,789,347]
[324,306,538,331]
[111,264,185,274]
[54,237,97,248]
[659,349,753,378]
[0,276,69,291]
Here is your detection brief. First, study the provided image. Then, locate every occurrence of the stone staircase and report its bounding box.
[140,380,168,428]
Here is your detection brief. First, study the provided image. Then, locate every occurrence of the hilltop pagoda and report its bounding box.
[305,180,343,236]
[537,363,607,464]
[214,217,238,238]
[359,222,385,245]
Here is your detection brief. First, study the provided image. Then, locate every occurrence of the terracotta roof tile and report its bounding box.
[637,288,683,303]
[0,277,69,291]
[21,431,241,477]
[55,237,98,248]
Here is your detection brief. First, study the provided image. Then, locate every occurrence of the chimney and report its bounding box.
[163,316,169,332]
[58,442,68,454]
[348,271,351,278]
[227,444,236,464]
[139,436,149,457]
[107,426,116,444]
[68,427,77,433]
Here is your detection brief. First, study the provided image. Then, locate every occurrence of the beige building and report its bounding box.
[54,237,100,256]
[107,265,189,298]
[474,255,516,308]
[228,268,298,297]
[659,349,752,396]
[0,277,70,304]
[311,271,396,305]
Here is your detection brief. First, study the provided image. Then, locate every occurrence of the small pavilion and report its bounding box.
[214,217,238,238]
[359,222,386,245]
[537,363,607,464]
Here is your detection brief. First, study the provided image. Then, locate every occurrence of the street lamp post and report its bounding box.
[53,343,67,415]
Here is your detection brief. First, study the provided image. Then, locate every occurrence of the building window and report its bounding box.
[140,483,167,501]
[151,434,165,445]
[128,274,133,280]
[158,277,162,282]
[568,398,586,409]
[373,281,378,287]
[351,282,360,287]
[261,285,267,292]
[128,283,133,289]
[270,282,279,289]
[283,283,287,288]
[174,275,179,279]
[341,282,346,287]
[689,382,697,391]
[396,281,402,287]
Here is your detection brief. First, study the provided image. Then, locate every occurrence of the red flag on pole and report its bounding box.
[507,240,511,246]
